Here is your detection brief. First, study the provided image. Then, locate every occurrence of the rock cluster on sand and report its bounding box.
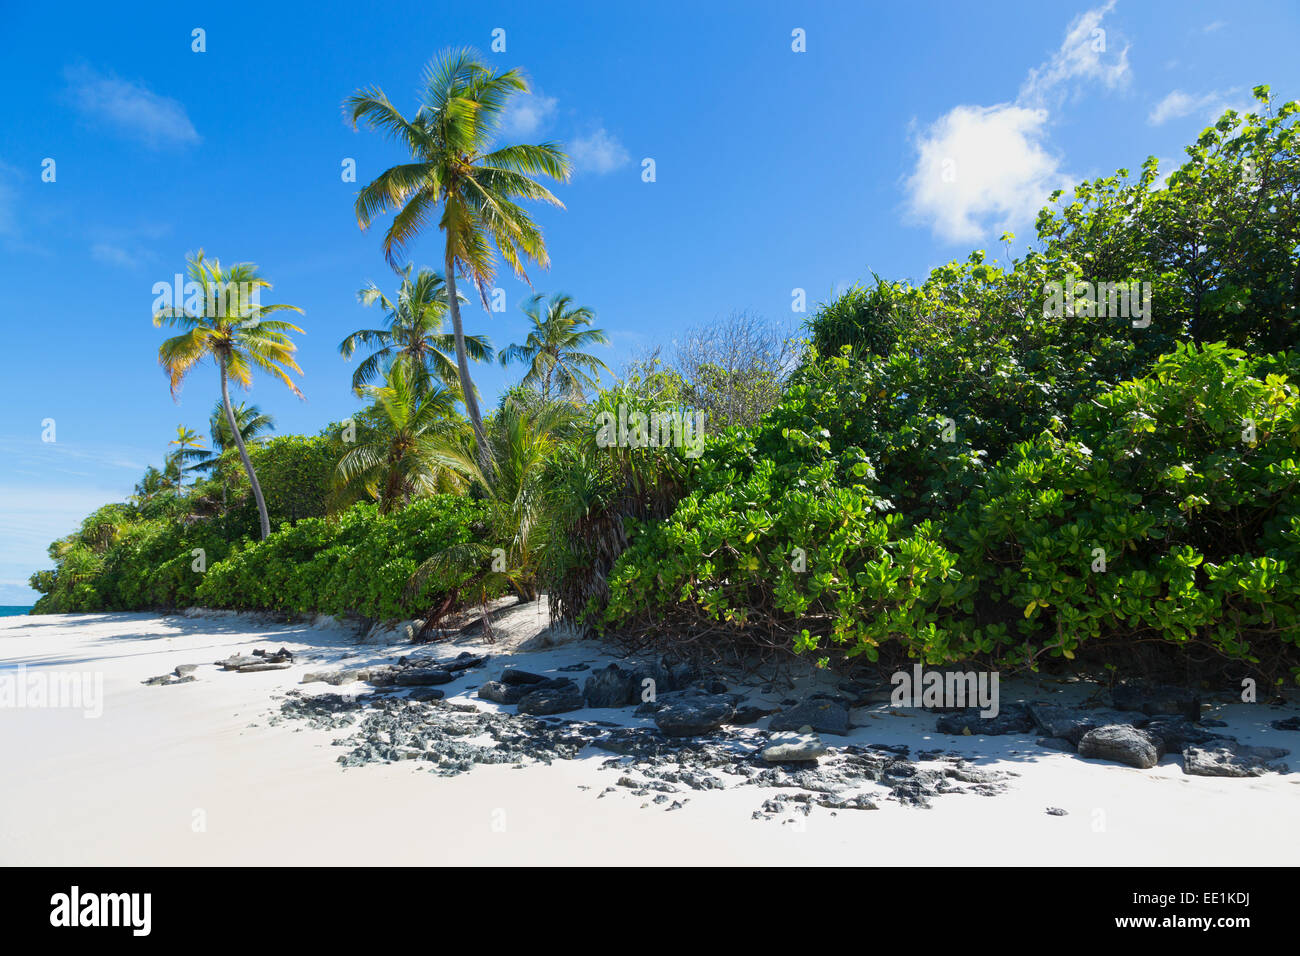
[275,655,1296,821]
[303,651,486,688]
[272,653,1021,821]
[932,681,1292,778]
[144,646,300,685]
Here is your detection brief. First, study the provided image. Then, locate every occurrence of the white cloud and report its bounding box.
[1019,0,1131,106]
[569,127,630,175]
[64,65,200,149]
[1203,20,1226,33]
[904,2,1127,244]
[499,92,558,138]
[905,105,1072,244]
[1148,87,1249,125]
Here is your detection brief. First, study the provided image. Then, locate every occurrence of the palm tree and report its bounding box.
[333,362,466,514]
[413,393,574,605]
[205,399,276,460]
[345,48,571,462]
[339,265,492,396]
[188,401,276,518]
[499,293,610,403]
[153,250,304,539]
[167,425,206,496]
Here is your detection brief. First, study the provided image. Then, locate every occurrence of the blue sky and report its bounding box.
[2,0,1298,604]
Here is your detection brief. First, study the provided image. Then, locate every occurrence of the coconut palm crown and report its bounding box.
[153,250,304,539]
[344,47,571,461]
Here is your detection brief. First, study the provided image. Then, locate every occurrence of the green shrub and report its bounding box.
[601,343,1300,682]
[196,496,492,619]
[949,343,1300,671]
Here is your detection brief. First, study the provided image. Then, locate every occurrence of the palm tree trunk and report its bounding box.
[443,248,492,469]
[221,363,271,539]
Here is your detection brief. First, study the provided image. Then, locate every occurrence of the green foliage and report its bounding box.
[596,98,1300,681]
[196,497,492,619]
[221,435,340,533]
[603,345,1300,677]
[950,343,1300,667]
[32,503,233,613]
[1035,88,1300,355]
[805,276,909,358]
[541,368,701,628]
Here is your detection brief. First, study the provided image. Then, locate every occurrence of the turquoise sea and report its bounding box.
[0,606,33,617]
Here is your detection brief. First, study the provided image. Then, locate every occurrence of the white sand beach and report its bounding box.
[2,608,1297,866]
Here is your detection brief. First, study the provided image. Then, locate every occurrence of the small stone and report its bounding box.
[516,681,584,716]
[302,669,361,685]
[729,705,776,726]
[1183,741,1290,777]
[583,664,637,708]
[762,731,827,762]
[654,695,735,737]
[769,699,850,735]
[1045,807,1068,816]
[478,681,528,704]
[1028,704,1134,745]
[936,704,1034,736]
[1077,724,1164,769]
[392,668,455,686]
[437,653,485,673]
[500,668,547,686]
[1141,717,1232,753]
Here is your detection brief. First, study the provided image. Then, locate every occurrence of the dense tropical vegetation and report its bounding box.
[29,78,1300,687]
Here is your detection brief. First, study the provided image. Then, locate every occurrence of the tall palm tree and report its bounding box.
[339,265,492,396]
[499,293,610,403]
[153,250,304,539]
[333,362,466,514]
[345,48,571,462]
[167,425,206,496]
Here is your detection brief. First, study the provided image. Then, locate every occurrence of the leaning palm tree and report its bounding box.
[167,425,206,496]
[153,250,304,539]
[499,293,610,403]
[339,265,492,396]
[345,48,571,462]
[332,362,467,514]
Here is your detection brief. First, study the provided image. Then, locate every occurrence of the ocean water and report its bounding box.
[0,606,33,617]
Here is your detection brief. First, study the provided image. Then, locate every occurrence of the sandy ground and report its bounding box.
[2,607,1297,866]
